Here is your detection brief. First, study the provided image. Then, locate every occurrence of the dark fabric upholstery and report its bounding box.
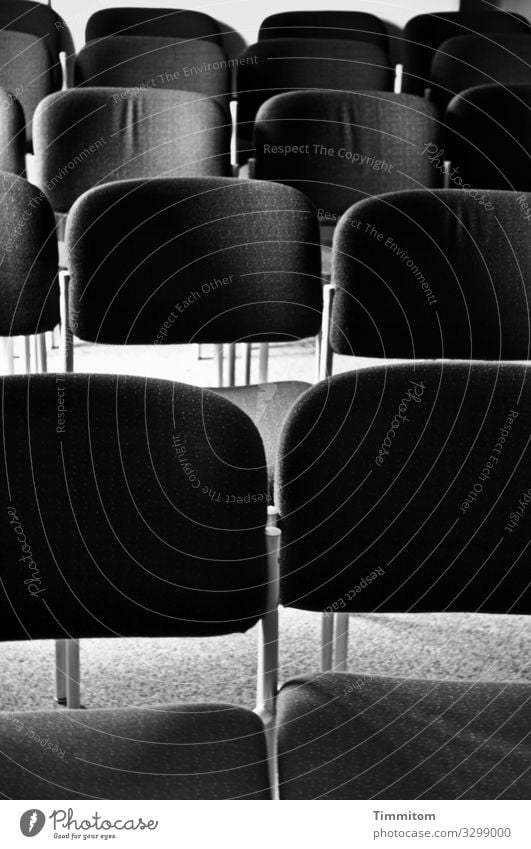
[0,172,59,335]
[431,34,531,112]
[75,36,231,109]
[330,189,531,359]
[214,381,311,497]
[86,7,222,45]
[402,12,530,96]
[0,0,74,89]
[0,703,271,799]
[254,91,442,218]
[33,88,231,213]
[277,363,531,613]
[277,674,530,799]
[0,374,269,639]
[65,177,322,345]
[0,87,25,175]
[259,11,389,54]
[445,83,531,191]
[237,38,394,137]
[0,30,56,146]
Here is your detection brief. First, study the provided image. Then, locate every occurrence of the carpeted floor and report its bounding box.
[1,611,529,711]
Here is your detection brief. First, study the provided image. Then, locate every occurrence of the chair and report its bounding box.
[321,189,531,375]
[32,88,231,216]
[0,0,75,88]
[402,11,530,96]
[445,83,531,191]
[278,674,530,799]
[85,7,223,46]
[258,11,389,55]
[237,37,394,162]
[0,29,56,148]
[430,33,531,112]
[0,703,270,798]
[276,361,531,798]
[0,372,275,798]
[61,176,322,388]
[0,87,25,175]
[253,90,443,264]
[74,36,232,111]
[0,170,59,374]
[59,175,321,519]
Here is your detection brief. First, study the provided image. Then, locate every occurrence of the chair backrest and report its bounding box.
[0,87,25,174]
[254,91,443,218]
[0,29,56,146]
[33,88,231,214]
[0,0,74,88]
[402,11,530,95]
[65,176,322,345]
[237,38,394,135]
[0,171,59,336]
[445,83,531,191]
[431,33,531,111]
[278,362,531,613]
[0,373,269,641]
[258,11,389,55]
[86,7,223,45]
[75,35,232,109]
[329,189,531,359]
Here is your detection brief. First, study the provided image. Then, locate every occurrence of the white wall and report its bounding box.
[53,0,459,48]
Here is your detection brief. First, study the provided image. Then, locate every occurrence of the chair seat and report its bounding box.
[277,673,530,799]
[214,381,311,497]
[0,703,271,799]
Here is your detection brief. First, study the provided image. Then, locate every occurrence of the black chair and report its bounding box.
[75,36,232,111]
[253,90,443,265]
[0,29,56,149]
[321,189,531,375]
[276,362,531,798]
[237,37,394,162]
[258,11,389,55]
[33,88,231,216]
[0,372,275,798]
[445,83,531,190]
[61,176,322,384]
[0,170,59,373]
[0,87,25,175]
[61,176,321,493]
[0,0,75,88]
[0,703,271,799]
[85,7,223,45]
[402,11,530,96]
[430,33,531,112]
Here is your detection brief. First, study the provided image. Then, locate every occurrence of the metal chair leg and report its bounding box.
[227,342,236,387]
[66,639,81,709]
[215,344,224,387]
[35,333,47,373]
[258,343,269,383]
[244,344,252,385]
[333,613,349,672]
[321,613,334,672]
[55,639,67,707]
[23,336,31,373]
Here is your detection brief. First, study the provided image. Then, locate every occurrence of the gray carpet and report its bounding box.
[1,611,529,711]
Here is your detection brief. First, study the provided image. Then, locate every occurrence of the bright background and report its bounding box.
[52,0,461,48]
